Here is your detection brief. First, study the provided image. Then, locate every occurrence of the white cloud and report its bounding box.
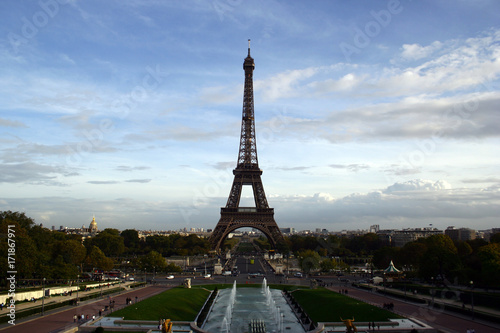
[383,179,452,193]
[1,178,498,232]
[256,67,318,101]
[400,41,443,61]
[255,29,500,100]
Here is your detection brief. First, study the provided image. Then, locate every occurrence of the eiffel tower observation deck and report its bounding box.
[209,40,284,251]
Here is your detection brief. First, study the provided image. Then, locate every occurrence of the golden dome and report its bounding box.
[89,216,98,232]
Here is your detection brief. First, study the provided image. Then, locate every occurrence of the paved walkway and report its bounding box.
[2,281,499,333]
[0,284,168,333]
[337,285,500,333]
[1,281,128,313]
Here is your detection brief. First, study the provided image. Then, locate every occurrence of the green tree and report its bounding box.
[165,262,183,273]
[56,239,87,266]
[477,243,500,287]
[140,250,166,272]
[0,211,35,230]
[419,234,459,281]
[398,241,427,271]
[320,257,338,272]
[86,245,114,271]
[253,236,271,251]
[490,233,500,244]
[297,249,321,274]
[51,255,78,279]
[121,229,141,252]
[145,235,171,254]
[88,229,125,257]
[0,216,39,280]
[372,246,400,269]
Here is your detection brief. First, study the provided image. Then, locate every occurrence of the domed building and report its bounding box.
[89,216,98,234]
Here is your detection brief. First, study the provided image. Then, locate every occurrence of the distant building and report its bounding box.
[280,227,295,235]
[377,228,442,247]
[445,226,476,241]
[89,216,98,233]
[370,225,380,233]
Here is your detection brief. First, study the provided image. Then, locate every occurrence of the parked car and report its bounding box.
[294,272,303,278]
[167,275,174,279]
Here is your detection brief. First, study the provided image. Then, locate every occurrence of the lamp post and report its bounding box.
[404,277,407,299]
[41,278,46,316]
[76,274,79,305]
[431,277,434,307]
[470,280,474,320]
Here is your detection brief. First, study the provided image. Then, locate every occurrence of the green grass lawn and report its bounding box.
[193,283,306,292]
[109,285,401,324]
[109,287,210,321]
[292,288,403,323]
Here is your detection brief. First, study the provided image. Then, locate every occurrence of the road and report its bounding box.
[342,284,500,333]
[0,285,166,333]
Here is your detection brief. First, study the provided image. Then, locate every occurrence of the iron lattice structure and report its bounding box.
[209,41,284,251]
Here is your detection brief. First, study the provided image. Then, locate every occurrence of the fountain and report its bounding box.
[221,317,230,333]
[223,280,237,326]
[202,278,305,333]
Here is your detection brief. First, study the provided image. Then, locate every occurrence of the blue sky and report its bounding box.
[1,0,499,232]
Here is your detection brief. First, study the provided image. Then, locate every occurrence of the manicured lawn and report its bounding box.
[109,285,401,324]
[292,288,403,323]
[194,283,306,292]
[109,287,210,321]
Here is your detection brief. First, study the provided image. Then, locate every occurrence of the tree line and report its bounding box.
[1,210,499,289]
[263,232,500,288]
[0,211,210,285]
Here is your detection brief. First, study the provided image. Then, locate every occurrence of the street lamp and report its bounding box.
[430,277,434,307]
[470,281,474,320]
[76,274,79,305]
[41,277,46,316]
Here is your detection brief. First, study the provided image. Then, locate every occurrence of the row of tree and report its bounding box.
[1,210,499,288]
[371,234,500,287]
[275,232,500,288]
[0,211,207,284]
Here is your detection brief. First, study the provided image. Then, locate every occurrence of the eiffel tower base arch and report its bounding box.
[209,208,283,252]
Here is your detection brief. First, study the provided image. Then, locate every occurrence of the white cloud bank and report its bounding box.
[2,179,498,232]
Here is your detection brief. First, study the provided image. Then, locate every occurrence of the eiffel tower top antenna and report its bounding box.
[238,38,258,169]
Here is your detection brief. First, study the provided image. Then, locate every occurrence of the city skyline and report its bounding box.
[1,1,499,231]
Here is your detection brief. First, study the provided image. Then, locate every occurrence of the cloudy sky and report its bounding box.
[1,0,499,232]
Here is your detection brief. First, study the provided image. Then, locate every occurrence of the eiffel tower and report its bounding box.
[209,40,284,251]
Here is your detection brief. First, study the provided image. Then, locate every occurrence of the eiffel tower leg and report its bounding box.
[209,210,283,251]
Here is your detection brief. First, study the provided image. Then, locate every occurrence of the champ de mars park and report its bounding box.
[2,2,500,333]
